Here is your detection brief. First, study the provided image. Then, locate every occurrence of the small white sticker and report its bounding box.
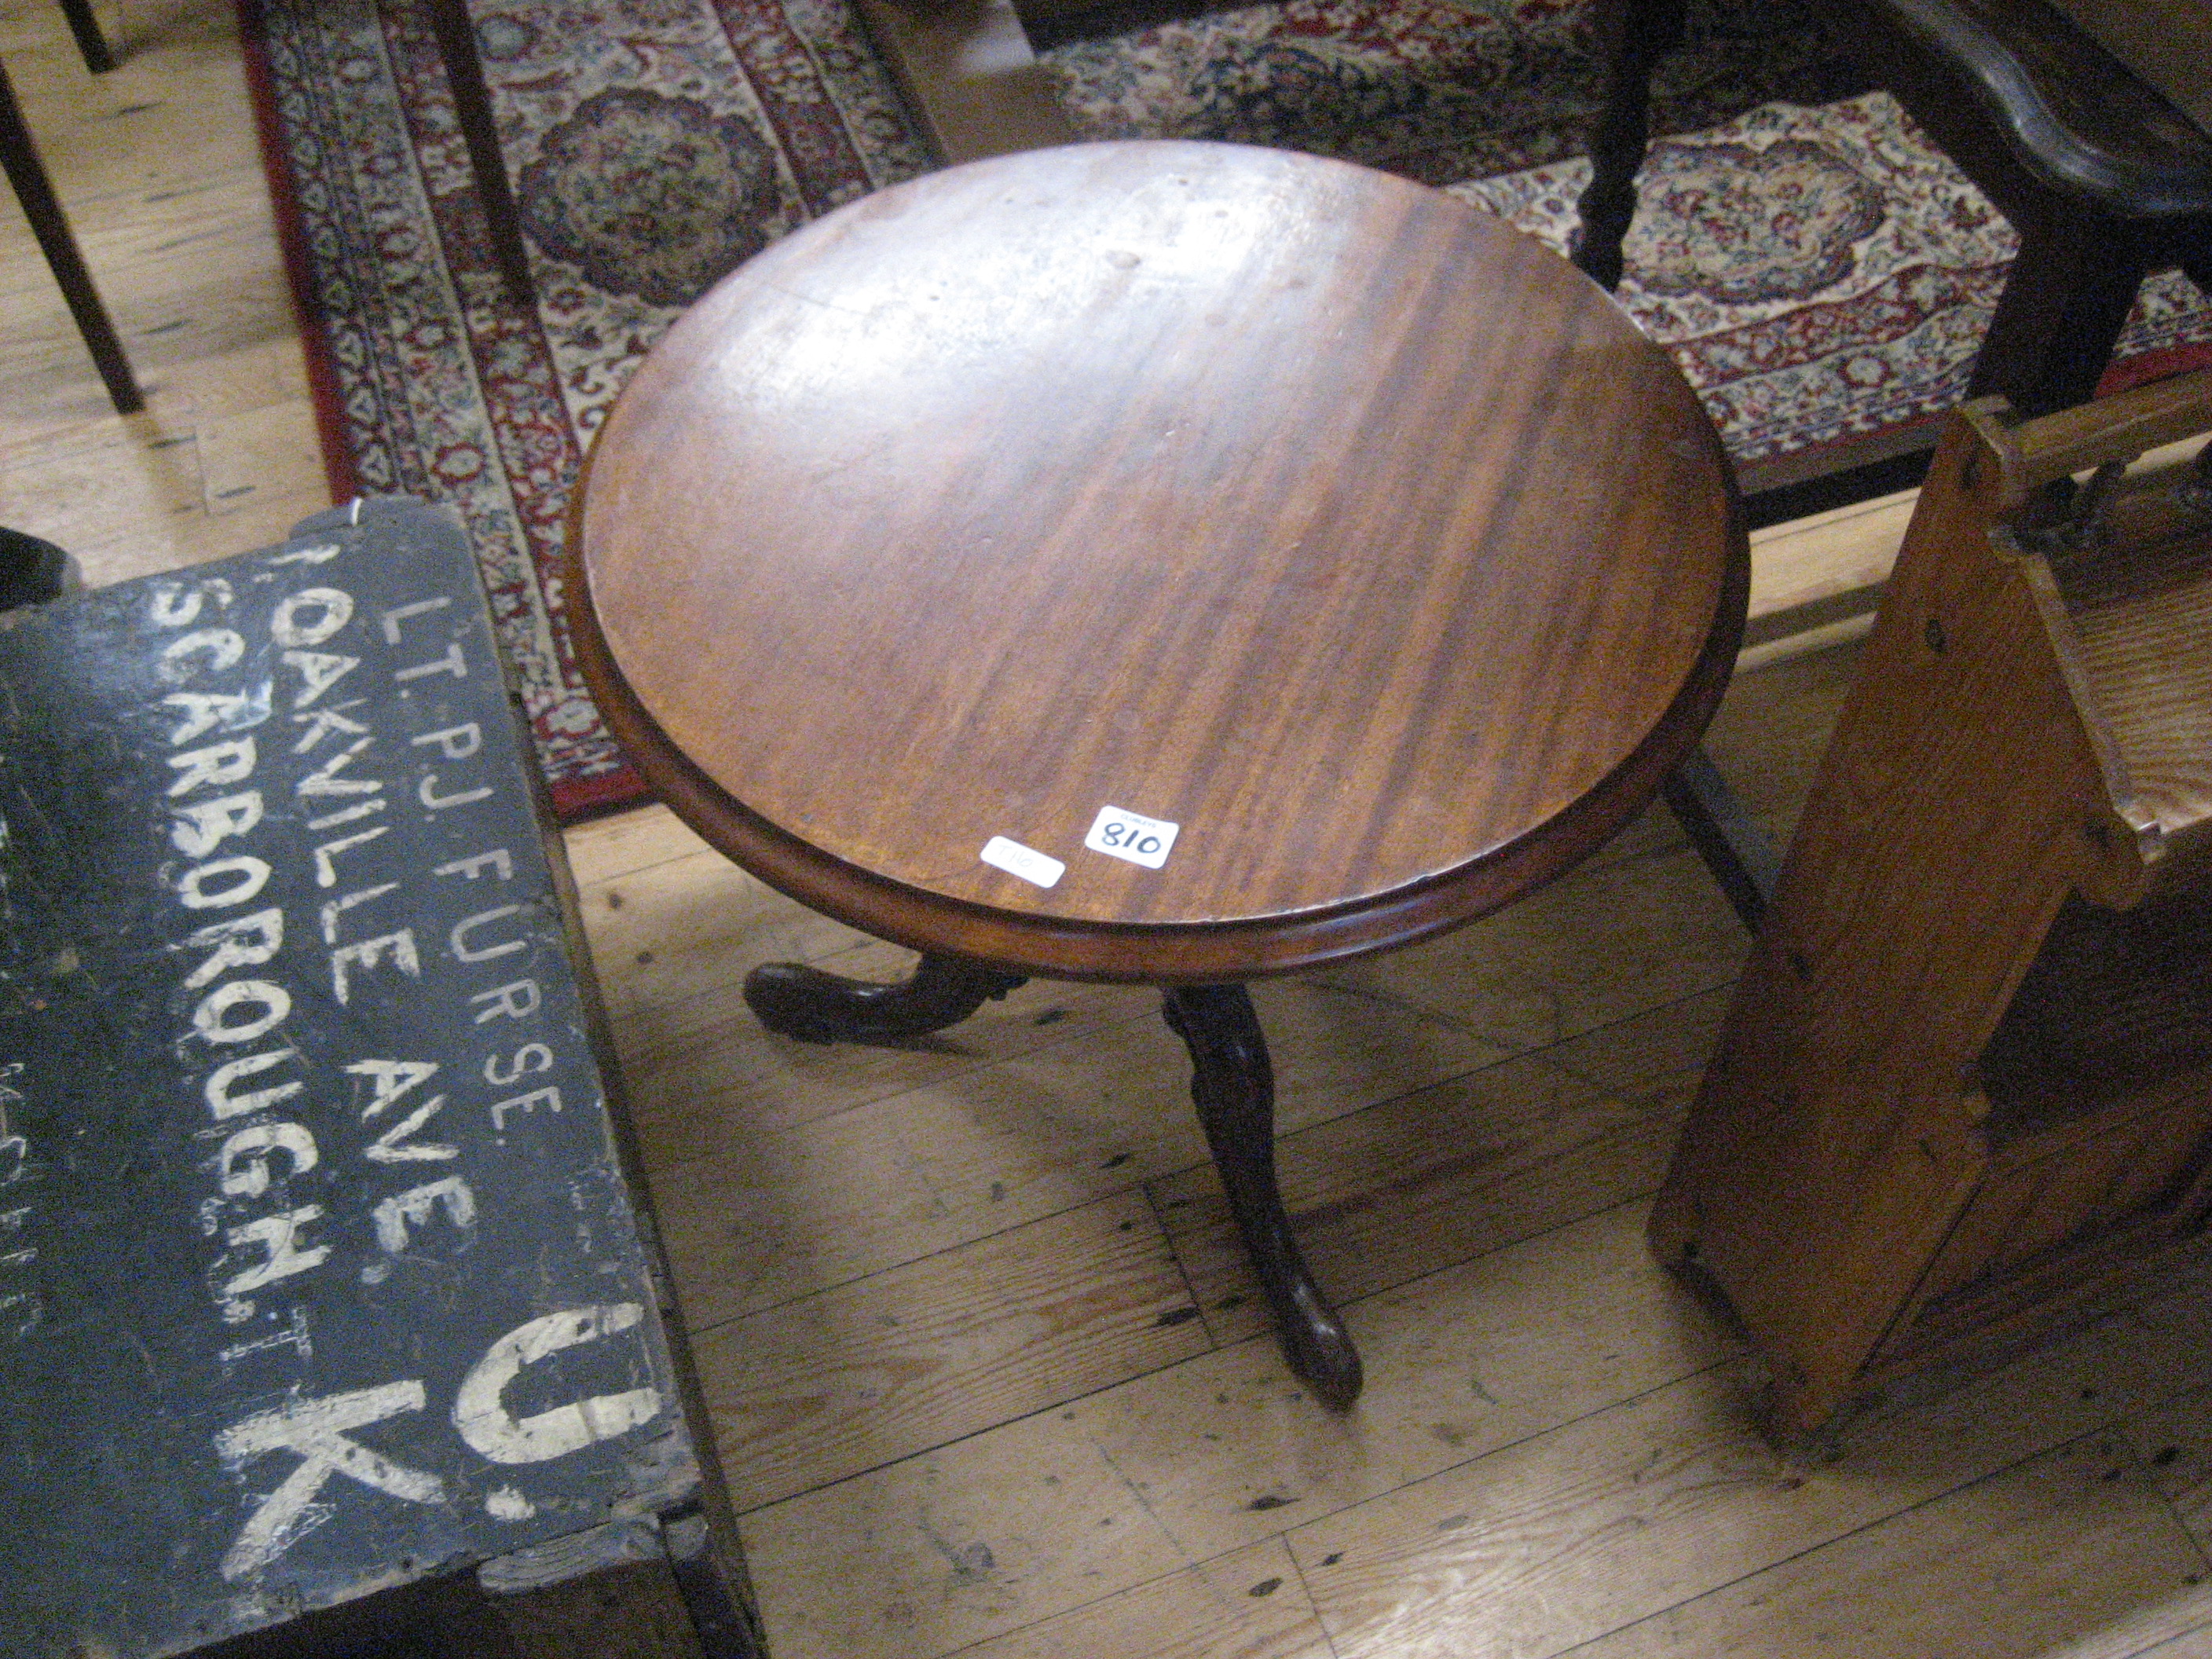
[980,836,1064,888]
[1085,806,1179,870]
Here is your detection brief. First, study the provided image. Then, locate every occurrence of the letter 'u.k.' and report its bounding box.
[214,1382,444,1581]
[214,1305,664,1581]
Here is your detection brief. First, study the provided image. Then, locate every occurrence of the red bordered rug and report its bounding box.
[240,0,2212,817]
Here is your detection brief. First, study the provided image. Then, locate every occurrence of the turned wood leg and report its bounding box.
[423,0,536,306]
[1161,984,1364,1411]
[1572,0,1685,291]
[0,61,141,414]
[1664,745,1781,934]
[57,0,116,73]
[1967,218,2148,417]
[744,952,1026,1044]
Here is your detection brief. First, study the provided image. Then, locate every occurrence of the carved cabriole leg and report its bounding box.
[1572,0,1686,291]
[743,953,1026,1044]
[1161,984,1364,1411]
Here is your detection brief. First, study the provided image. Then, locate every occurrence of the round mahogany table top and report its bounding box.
[569,141,1747,983]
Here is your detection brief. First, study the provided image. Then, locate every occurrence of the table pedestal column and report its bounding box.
[738,952,1367,1408]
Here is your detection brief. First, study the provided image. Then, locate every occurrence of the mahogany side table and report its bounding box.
[566,141,1749,1409]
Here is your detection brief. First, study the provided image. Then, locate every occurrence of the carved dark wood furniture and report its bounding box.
[1653,368,2212,1439]
[1575,0,2212,434]
[423,0,537,304]
[2,53,142,413]
[567,141,1750,1409]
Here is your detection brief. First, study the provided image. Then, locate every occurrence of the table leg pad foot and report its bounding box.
[743,954,1026,1044]
[1163,983,1364,1411]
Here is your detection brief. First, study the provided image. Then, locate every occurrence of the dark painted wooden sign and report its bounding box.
[0,500,697,1657]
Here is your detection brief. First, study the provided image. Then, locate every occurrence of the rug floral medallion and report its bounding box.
[243,0,2212,815]
[248,0,930,812]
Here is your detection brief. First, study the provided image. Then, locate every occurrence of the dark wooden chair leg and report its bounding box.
[1664,745,1781,933]
[56,0,116,73]
[1965,218,2151,417]
[1572,0,1685,291]
[423,0,536,306]
[1161,983,1364,1411]
[744,951,1026,1043]
[0,60,141,414]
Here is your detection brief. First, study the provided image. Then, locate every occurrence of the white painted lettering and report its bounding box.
[412,722,482,760]
[217,1122,318,1199]
[451,906,526,963]
[320,884,398,945]
[160,628,245,683]
[482,1042,553,1086]
[218,1306,312,1368]
[394,643,467,683]
[306,798,384,832]
[270,587,353,648]
[205,1050,302,1120]
[452,1306,661,1465]
[284,652,362,712]
[193,980,291,1046]
[215,1381,445,1581]
[312,826,389,888]
[163,684,271,745]
[471,980,540,1024]
[379,597,450,642]
[175,855,273,910]
[297,735,379,798]
[436,848,512,883]
[420,775,492,811]
[329,932,419,1003]
[171,790,264,859]
[267,541,341,566]
[364,1097,455,1163]
[219,1204,331,1312]
[182,908,284,991]
[150,580,211,628]
[291,701,370,753]
[346,1059,438,1118]
[371,1176,474,1250]
[489,1086,561,1130]
[167,737,257,797]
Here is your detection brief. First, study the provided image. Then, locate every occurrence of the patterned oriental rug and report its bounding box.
[240,0,2212,817]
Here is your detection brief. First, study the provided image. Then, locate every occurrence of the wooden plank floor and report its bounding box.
[583,651,2212,1659]
[0,0,329,577]
[10,4,2212,1656]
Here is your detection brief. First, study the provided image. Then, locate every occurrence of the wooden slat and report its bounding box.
[1555,1435,2210,1659]
[611,954,1152,1163]
[849,0,1076,164]
[1741,485,1916,643]
[1148,1055,1667,1343]
[1324,843,1749,1057]
[563,800,710,888]
[649,972,1507,1324]
[2126,1381,2212,1559]
[696,1188,1212,1510]
[945,1539,1332,1659]
[731,1201,1729,1659]
[2060,524,2212,878]
[1286,1331,2172,1659]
